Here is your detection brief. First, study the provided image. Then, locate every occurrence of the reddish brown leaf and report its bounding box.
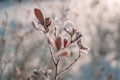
[55,37,62,50]
[34,8,44,25]
[64,38,68,47]
[58,51,68,57]
[45,18,51,27]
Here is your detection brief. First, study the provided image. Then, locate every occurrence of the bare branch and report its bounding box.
[48,46,61,80]
[54,59,60,80]
[48,46,57,65]
[57,50,81,75]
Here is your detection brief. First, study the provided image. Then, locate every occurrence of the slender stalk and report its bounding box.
[57,50,81,75]
[54,59,60,80]
[48,46,57,65]
[48,45,59,80]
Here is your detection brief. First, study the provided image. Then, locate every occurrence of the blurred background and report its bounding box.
[0,0,120,80]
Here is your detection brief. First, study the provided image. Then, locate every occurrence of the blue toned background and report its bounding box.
[0,0,120,80]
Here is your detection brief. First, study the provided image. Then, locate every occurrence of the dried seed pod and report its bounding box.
[55,37,62,50]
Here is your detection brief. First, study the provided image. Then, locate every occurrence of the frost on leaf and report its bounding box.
[34,8,44,25]
[55,37,62,50]
[34,8,51,33]
[63,38,68,48]
[58,51,69,57]
[45,18,51,27]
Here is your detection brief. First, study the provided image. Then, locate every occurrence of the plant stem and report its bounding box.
[57,50,81,75]
[54,59,60,80]
[48,46,57,65]
[48,45,59,80]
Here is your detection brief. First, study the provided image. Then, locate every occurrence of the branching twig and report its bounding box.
[54,59,60,80]
[57,50,81,75]
[48,45,61,80]
[32,8,89,80]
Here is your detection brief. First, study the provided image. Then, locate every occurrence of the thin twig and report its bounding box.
[49,46,61,80]
[48,46,57,65]
[54,59,60,80]
[32,21,45,34]
[57,50,81,75]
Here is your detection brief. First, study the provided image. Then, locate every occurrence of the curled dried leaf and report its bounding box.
[55,37,62,50]
[34,8,44,25]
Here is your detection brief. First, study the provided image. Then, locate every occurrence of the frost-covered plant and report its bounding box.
[28,8,89,80]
